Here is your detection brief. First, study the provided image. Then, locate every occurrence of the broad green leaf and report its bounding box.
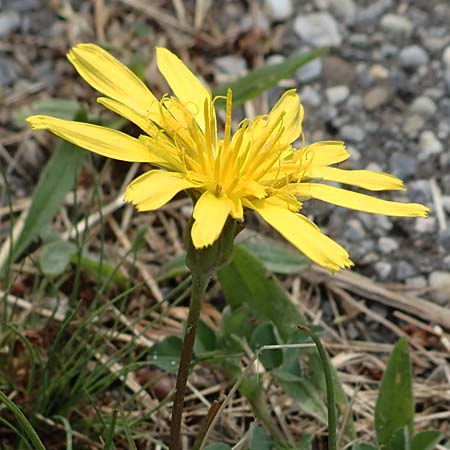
[218,245,305,340]
[159,253,189,281]
[389,426,411,450]
[353,445,378,450]
[14,98,80,129]
[240,235,309,274]
[39,240,77,276]
[249,321,283,370]
[249,423,272,450]
[148,336,183,373]
[375,338,414,450]
[9,114,85,265]
[213,49,328,107]
[194,320,217,355]
[411,431,442,450]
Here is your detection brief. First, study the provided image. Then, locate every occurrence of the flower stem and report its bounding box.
[169,270,210,450]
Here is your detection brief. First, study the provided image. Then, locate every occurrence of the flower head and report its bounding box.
[27,44,429,271]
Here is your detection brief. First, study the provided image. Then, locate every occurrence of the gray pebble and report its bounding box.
[380,13,414,40]
[415,217,436,234]
[293,12,342,47]
[378,236,399,255]
[329,0,357,24]
[399,45,430,68]
[410,96,437,118]
[418,131,443,160]
[214,55,247,76]
[240,11,270,33]
[402,114,425,139]
[340,124,366,143]
[375,261,392,280]
[396,260,417,280]
[364,86,390,111]
[326,85,350,105]
[0,10,20,37]
[438,229,450,252]
[428,271,450,305]
[300,86,321,107]
[295,58,322,83]
[343,219,366,242]
[405,276,427,289]
[389,153,418,180]
[264,0,293,22]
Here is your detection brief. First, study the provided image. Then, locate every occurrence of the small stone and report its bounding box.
[343,219,366,242]
[240,11,270,33]
[375,261,392,280]
[428,271,450,305]
[399,45,430,68]
[418,131,443,160]
[405,276,427,289]
[364,86,390,111]
[329,0,356,24]
[389,153,417,180]
[300,86,321,107]
[403,114,425,139]
[326,85,350,105]
[0,10,20,37]
[323,56,356,85]
[415,217,436,234]
[264,0,293,22]
[293,12,342,47]
[214,55,247,76]
[370,64,389,80]
[295,58,322,83]
[380,14,414,40]
[340,125,366,143]
[442,45,450,68]
[438,229,450,252]
[396,261,417,280]
[378,237,399,255]
[410,96,437,118]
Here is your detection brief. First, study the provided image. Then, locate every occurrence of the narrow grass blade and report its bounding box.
[0,389,47,450]
[213,49,328,107]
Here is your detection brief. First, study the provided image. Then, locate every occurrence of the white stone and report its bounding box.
[329,0,356,24]
[325,85,350,105]
[264,0,293,22]
[418,131,443,160]
[428,271,450,305]
[293,12,342,47]
[380,14,413,39]
[410,96,437,118]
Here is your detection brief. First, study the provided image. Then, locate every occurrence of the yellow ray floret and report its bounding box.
[26,43,430,271]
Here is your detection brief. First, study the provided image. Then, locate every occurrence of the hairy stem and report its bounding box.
[169,271,209,450]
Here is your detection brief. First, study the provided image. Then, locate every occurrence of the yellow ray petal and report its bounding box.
[191,192,231,248]
[68,44,160,122]
[293,183,430,217]
[97,97,158,136]
[156,47,210,130]
[308,167,405,191]
[124,170,196,211]
[268,89,304,145]
[27,115,156,162]
[251,200,353,271]
[298,141,350,166]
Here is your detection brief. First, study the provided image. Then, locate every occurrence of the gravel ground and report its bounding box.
[1,0,449,304]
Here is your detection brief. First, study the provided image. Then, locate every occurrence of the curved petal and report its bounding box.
[251,200,353,271]
[124,170,196,211]
[156,47,210,130]
[293,183,430,217]
[267,89,304,146]
[307,167,405,191]
[298,141,350,167]
[191,192,230,248]
[68,44,160,122]
[27,115,156,162]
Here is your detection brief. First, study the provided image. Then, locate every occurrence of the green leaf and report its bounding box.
[375,338,414,450]
[159,253,189,280]
[148,336,183,373]
[39,240,77,276]
[353,445,378,450]
[14,98,80,129]
[213,49,328,107]
[9,114,86,265]
[411,431,442,450]
[194,320,217,355]
[249,321,283,370]
[240,235,309,274]
[249,423,272,450]
[389,426,411,450]
[218,245,305,340]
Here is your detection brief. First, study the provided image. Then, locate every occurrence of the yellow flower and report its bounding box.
[27,44,429,271]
